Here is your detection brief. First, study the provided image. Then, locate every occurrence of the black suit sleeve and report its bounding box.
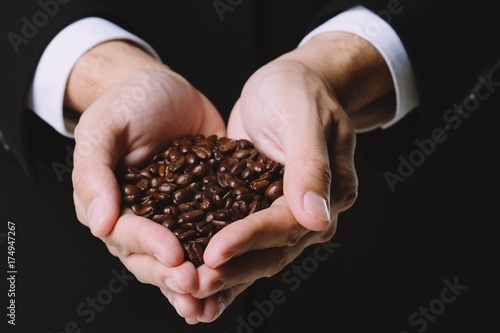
[0,1,120,179]
[308,0,500,114]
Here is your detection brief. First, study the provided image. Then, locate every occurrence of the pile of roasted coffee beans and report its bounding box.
[116,135,284,267]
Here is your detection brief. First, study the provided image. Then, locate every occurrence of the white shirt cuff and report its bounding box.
[26,17,161,138]
[299,5,419,131]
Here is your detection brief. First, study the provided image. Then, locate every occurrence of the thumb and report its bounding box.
[72,118,122,237]
[281,117,332,232]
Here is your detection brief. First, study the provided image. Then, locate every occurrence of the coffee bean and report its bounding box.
[265,180,284,201]
[248,200,261,215]
[116,134,284,267]
[230,159,247,176]
[230,200,248,221]
[240,167,256,180]
[173,188,193,204]
[131,204,141,215]
[217,172,233,188]
[158,183,178,195]
[124,194,140,205]
[161,219,178,230]
[169,156,186,172]
[236,192,255,203]
[195,221,213,235]
[152,192,170,201]
[249,178,270,192]
[152,214,170,223]
[210,219,230,228]
[178,201,198,213]
[185,153,199,165]
[177,229,197,242]
[136,179,149,191]
[176,173,195,187]
[186,241,204,267]
[192,237,211,247]
[180,222,196,230]
[192,145,212,159]
[178,210,205,224]
[252,161,266,174]
[192,163,209,178]
[238,139,254,150]
[150,177,165,188]
[229,177,247,188]
[217,138,238,154]
[139,205,155,218]
[122,184,141,196]
[199,197,215,211]
[162,205,180,218]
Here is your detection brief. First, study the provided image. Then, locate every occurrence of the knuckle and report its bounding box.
[283,229,303,247]
[104,238,131,257]
[71,161,92,192]
[266,247,292,278]
[106,245,121,258]
[318,225,337,243]
[304,152,332,185]
[135,274,147,284]
[331,166,358,212]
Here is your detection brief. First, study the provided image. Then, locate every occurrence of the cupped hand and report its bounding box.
[72,67,225,237]
[174,196,335,324]
[178,32,395,323]
[68,42,225,311]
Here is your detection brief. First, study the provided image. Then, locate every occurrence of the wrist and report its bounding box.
[286,31,394,115]
[64,40,166,113]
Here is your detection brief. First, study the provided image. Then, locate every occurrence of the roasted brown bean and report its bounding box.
[161,219,178,230]
[265,180,284,201]
[162,205,180,218]
[249,179,270,192]
[122,184,141,196]
[187,242,204,267]
[178,210,205,224]
[173,188,193,203]
[217,138,238,153]
[158,183,178,194]
[116,134,285,267]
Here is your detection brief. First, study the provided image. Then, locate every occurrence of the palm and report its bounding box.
[87,68,225,168]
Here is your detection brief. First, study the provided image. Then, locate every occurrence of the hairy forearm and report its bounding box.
[64,40,166,113]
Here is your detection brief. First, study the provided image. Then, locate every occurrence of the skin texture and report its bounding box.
[67,32,394,323]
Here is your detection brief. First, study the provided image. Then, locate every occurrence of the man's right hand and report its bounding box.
[67,40,225,313]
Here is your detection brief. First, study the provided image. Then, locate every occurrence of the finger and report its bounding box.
[160,287,203,320]
[227,99,251,140]
[194,281,254,323]
[203,197,309,268]
[73,191,86,224]
[118,253,198,292]
[328,115,358,214]
[72,109,122,237]
[196,232,320,299]
[280,103,336,231]
[102,210,185,267]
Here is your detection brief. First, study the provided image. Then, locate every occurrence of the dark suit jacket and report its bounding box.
[1,1,499,332]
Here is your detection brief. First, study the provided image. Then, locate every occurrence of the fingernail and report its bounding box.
[202,280,226,298]
[214,251,236,267]
[173,299,182,316]
[165,278,185,293]
[216,301,226,318]
[303,191,330,224]
[210,280,226,293]
[88,197,105,233]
